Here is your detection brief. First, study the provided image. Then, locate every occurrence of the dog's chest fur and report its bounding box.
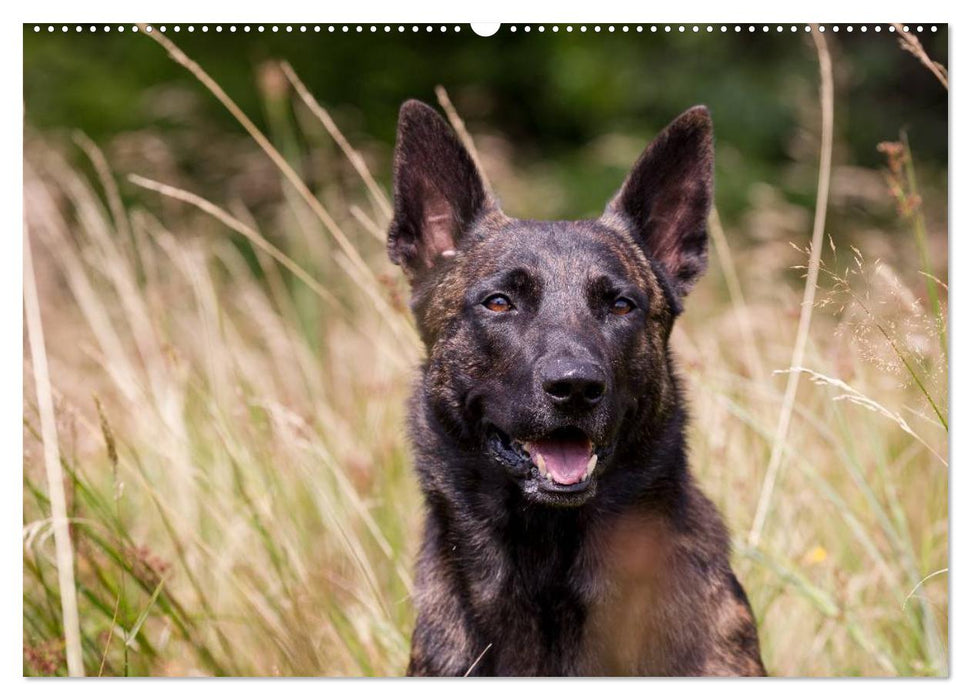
[432,503,705,675]
[582,512,687,674]
[409,470,765,677]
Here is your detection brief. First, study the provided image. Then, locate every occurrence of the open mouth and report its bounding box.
[488,425,601,502]
[522,430,597,486]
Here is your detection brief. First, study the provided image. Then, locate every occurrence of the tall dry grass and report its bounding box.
[23,30,947,676]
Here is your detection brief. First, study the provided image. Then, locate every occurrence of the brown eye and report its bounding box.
[483,294,514,313]
[610,297,635,315]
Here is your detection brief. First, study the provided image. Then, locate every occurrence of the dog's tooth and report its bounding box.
[522,442,533,455]
[535,453,547,477]
[585,454,598,479]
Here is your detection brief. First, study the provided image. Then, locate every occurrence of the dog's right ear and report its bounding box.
[388,100,492,281]
[603,106,714,299]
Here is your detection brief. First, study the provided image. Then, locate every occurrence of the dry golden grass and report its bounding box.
[23,32,947,677]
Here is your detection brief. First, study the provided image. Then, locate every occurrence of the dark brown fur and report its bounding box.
[388,100,766,677]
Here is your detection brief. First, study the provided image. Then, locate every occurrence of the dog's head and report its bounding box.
[389,100,713,507]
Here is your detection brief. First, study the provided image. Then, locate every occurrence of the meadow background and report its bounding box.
[22,24,948,676]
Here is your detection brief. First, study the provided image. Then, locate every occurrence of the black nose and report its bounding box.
[542,361,607,409]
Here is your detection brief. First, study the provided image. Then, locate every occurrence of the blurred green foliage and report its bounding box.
[24,25,947,221]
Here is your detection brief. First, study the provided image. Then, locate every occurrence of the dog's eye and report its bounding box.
[610,297,636,316]
[483,294,514,313]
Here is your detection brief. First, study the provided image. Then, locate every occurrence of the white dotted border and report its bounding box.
[30,24,941,35]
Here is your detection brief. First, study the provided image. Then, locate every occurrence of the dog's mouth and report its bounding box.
[522,431,598,486]
[488,425,601,505]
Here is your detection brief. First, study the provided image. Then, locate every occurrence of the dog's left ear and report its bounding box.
[604,106,714,297]
[388,99,493,281]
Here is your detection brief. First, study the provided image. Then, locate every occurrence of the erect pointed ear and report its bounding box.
[388,99,493,280]
[604,106,714,298]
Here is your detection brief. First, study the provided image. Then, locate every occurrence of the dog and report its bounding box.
[387,99,766,677]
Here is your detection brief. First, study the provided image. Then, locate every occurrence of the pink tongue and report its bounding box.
[532,436,592,485]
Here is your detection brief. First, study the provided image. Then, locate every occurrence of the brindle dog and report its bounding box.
[388,100,766,677]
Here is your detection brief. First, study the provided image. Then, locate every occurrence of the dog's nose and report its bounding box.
[541,361,607,409]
